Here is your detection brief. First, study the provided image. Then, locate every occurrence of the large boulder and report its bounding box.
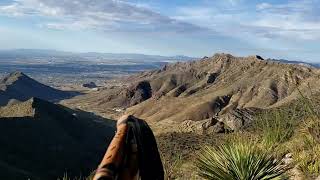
[219,108,254,131]
[179,116,226,134]
[206,121,225,134]
[201,116,219,129]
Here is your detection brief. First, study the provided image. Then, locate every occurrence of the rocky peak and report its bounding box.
[1,71,29,84]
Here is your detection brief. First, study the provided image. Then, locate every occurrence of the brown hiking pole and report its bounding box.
[93,115,132,180]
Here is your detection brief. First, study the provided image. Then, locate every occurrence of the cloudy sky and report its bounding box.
[0,0,319,62]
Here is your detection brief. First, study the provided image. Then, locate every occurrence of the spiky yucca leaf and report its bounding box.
[196,142,289,180]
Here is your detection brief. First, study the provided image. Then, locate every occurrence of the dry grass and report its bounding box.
[253,107,299,147]
[156,132,226,179]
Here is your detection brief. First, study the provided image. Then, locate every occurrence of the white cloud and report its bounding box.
[252,0,320,40]
[1,0,320,49]
[172,0,320,41]
[256,3,272,10]
[0,0,203,33]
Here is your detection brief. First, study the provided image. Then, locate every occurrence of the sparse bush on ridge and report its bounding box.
[290,87,320,178]
[295,149,320,178]
[196,141,289,180]
[254,108,297,147]
[160,151,183,180]
[297,87,320,144]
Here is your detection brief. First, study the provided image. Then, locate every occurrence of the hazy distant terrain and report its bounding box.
[0,49,194,87]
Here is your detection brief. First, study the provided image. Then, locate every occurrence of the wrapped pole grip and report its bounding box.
[93,123,128,180]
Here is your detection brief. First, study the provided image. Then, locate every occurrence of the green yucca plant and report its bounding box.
[196,142,289,180]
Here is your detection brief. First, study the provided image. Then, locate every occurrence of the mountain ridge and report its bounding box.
[64,53,320,133]
[0,49,196,62]
[0,71,77,106]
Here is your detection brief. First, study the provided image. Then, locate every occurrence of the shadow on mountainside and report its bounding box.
[0,98,116,180]
[0,71,83,107]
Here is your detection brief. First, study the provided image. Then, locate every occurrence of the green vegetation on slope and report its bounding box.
[194,90,320,180]
[196,142,289,180]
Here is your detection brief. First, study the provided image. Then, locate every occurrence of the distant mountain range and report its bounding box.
[0,49,196,62]
[0,49,319,67]
[273,59,320,68]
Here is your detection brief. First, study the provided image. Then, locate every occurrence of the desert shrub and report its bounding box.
[196,141,289,180]
[295,126,320,151]
[254,108,297,147]
[224,131,258,144]
[287,87,320,178]
[297,86,320,143]
[160,151,183,180]
[281,125,320,178]
[156,132,224,179]
[294,146,320,178]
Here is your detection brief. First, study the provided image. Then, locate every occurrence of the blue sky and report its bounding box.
[0,0,319,62]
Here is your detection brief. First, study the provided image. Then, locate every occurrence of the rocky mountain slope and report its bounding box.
[1,53,319,179]
[0,71,76,106]
[0,97,115,180]
[64,53,320,133]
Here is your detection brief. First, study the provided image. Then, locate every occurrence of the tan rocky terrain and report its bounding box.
[60,53,320,179]
[63,53,320,134]
[2,53,320,179]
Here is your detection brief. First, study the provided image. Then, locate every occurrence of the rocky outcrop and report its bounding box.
[179,117,226,134]
[206,73,218,84]
[127,81,152,106]
[178,108,255,134]
[206,121,225,134]
[82,82,97,89]
[219,108,255,131]
[201,116,219,130]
